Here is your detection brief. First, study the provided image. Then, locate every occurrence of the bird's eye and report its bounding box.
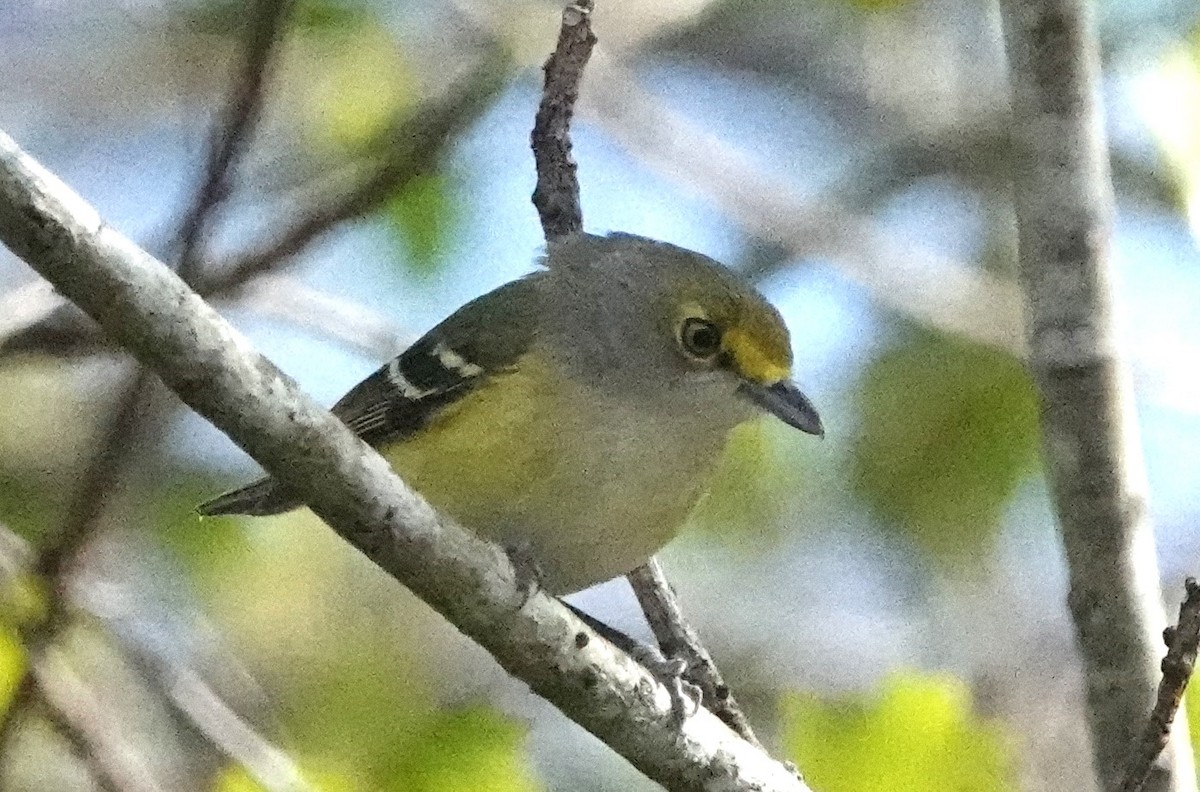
[679,318,722,360]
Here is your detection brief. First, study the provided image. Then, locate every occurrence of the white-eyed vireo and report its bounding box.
[198,233,822,593]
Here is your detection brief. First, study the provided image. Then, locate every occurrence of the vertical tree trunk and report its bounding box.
[997,1,1196,790]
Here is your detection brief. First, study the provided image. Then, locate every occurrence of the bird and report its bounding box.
[198,232,822,594]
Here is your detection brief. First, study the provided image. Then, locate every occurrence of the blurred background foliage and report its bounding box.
[1,0,1199,790]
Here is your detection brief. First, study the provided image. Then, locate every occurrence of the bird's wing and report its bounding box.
[332,273,543,447]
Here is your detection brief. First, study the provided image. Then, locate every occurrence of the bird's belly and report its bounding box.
[380,366,726,593]
[480,457,710,593]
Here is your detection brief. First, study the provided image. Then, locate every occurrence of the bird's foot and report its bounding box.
[503,540,544,608]
[558,600,701,723]
[632,648,701,723]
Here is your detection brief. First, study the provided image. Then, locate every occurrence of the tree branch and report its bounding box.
[0,518,313,792]
[530,0,595,241]
[198,52,508,297]
[627,560,764,750]
[0,128,809,792]
[238,275,415,357]
[1122,579,1200,792]
[998,1,1196,791]
[170,0,293,276]
[0,50,507,359]
[33,647,166,792]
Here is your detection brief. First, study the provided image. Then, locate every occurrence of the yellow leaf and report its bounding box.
[385,706,540,792]
[783,672,1016,792]
[303,25,416,149]
[0,627,26,714]
[1134,46,1200,238]
[211,756,360,792]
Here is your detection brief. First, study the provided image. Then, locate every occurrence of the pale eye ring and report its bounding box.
[679,318,722,360]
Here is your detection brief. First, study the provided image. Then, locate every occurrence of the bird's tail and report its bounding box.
[196,477,303,517]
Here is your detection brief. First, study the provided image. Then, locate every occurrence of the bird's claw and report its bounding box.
[503,540,544,608]
[632,648,701,722]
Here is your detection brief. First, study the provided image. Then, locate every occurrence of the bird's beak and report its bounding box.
[739,379,824,437]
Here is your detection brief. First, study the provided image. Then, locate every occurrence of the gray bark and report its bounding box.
[997,1,1196,790]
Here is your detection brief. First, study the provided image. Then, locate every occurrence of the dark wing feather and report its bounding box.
[332,274,543,447]
[196,274,544,517]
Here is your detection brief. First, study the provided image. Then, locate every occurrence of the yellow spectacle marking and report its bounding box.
[724,327,790,384]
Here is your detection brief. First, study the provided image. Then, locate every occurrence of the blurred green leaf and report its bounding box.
[150,482,438,776]
[383,705,539,792]
[189,0,370,34]
[0,570,47,634]
[691,421,811,546]
[1185,690,1200,771]
[851,330,1039,561]
[837,0,911,10]
[783,672,1015,792]
[213,757,360,792]
[0,474,61,547]
[304,24,417,150]
[1135,42,1200,229]
[0,360,107,544]
[291,0,371,32]
[385,172,460,280]
[0,626,25,714]
[154,473,260,589]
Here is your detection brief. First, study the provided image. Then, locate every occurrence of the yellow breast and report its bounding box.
[378,354,729,593]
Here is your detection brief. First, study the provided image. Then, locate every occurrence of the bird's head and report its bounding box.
[543,233,823,437]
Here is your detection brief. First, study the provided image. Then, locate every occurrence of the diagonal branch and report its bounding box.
[627,560,764,749]
[32,648,167,792]
[0,518,314,792]
[0,127,810,792]
[0,50,507,359]
[197,52,508,297]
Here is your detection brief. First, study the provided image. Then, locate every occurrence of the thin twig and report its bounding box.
[528,1,767,751]
[2,363,166,792]
[627,560,764,750]
[530,0,595,241]
[32,370,156,591]
[0,518,312,792]
[1122,579,1200,792]
[0,50,507,359]
[35,684,124,792]
[163,666,315,792]
[0,673,38,773]
[34,0,290,635]
[198,53,508,297]
[239,275,415,357]
[171,0,294,277]
[33,647,166,792]
[528,0,766,748]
